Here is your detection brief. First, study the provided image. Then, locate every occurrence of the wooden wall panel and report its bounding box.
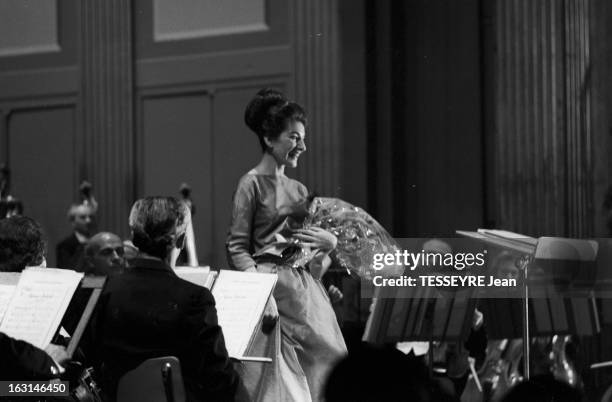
[136,47,292,89]
[0,68,77,100]
[8,106,76,266]
[0,0,59,57]
[0,0,77,71]
[141,94,214,264]
[152,0,267,41]
[134,0,288,58]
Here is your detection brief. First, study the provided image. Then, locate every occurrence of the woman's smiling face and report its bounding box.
[265,121,306,168]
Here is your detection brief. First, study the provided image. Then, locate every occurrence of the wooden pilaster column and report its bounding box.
[79,0,134,236]
[291,0,342,196]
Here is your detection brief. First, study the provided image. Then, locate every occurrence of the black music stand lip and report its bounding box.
[66,275,106,358]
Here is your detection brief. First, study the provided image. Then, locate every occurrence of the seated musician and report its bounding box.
[88,197,239,401]
[0,215,70,379]
[82,232,126,276]
[62,232,127,335]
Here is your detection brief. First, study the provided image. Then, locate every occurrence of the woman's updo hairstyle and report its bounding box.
[244,88,307,152]
[128,196,189,260]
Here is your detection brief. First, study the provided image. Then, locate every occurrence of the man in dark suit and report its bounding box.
[56,203,96,269]
[89,197,239,401]
[0,216,70,379]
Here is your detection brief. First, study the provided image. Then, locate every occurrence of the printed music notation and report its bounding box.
[0,284,16,323]
[211,270,277,359]
[0,272,19,323]
[0,268,83,349]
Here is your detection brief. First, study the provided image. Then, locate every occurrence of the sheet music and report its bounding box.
[0,284,16,323]
[0,273,21,323]
[0,272,20,286]
[211,270,277,358]
[174,266,216,289]
[0,268,83,349]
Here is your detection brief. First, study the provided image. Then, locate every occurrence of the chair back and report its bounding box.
[602,383,612,402]
[116,356,186,402]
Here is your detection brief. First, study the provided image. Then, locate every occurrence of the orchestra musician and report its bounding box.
[56,182,98,270]
[88,196,239,401]
[0,215,70,379]
[81,232,126,276]
[61,232,127,336]
[226,88,347,401]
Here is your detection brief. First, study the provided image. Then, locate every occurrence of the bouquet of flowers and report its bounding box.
[304,197,403,279]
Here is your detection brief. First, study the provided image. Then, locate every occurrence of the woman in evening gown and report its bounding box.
[226,89,347,402]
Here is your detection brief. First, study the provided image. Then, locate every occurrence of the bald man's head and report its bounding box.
[84,232,125,275]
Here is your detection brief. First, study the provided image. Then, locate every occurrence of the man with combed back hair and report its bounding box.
[89,197,238,401]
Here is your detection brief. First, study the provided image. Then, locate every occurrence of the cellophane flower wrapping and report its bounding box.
[304,197,403,279]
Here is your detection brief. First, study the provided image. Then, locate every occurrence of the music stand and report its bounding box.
[65,276,106,357]
[363,279,477,346]
[457,230,600,379]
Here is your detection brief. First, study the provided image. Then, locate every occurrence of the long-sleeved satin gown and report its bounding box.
[227,173,347,402]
